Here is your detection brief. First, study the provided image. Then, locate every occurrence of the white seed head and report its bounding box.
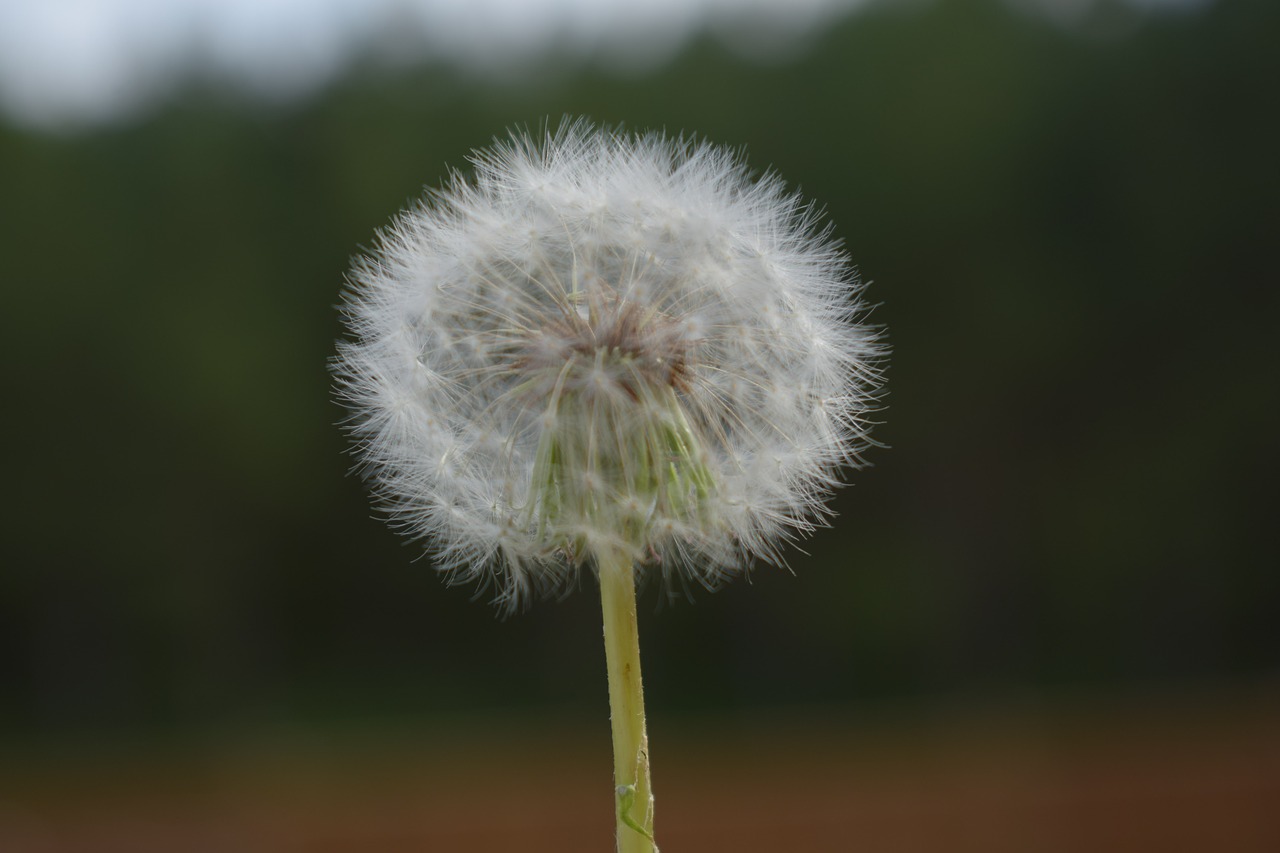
[334,120,885,608]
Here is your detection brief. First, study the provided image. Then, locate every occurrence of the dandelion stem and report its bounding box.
[598,549,657,853]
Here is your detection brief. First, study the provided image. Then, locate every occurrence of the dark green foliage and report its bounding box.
[1,0,1276,736]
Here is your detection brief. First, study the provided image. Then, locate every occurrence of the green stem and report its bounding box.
[598,550,657,853]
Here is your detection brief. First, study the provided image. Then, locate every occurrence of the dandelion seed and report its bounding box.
[334,120,885,606]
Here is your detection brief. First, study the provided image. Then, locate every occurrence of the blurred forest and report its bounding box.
[1,0,1277,745]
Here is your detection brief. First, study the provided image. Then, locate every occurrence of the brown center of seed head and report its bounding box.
[519,285,695,400]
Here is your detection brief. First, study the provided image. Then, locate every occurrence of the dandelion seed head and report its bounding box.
[334,120,886,608]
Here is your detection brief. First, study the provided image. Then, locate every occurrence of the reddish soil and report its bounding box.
[3,691,1278,852]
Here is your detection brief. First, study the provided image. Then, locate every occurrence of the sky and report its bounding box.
[0,0,1210,131]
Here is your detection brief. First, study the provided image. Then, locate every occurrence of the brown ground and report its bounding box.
[3,688,1278,852]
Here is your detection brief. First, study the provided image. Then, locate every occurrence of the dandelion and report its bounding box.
[334,120,885,852]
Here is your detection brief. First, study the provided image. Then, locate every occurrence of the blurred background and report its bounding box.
[1,0,1277,850]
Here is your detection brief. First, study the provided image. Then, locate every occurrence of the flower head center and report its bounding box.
[515,287,695,404]
[512,289,715,564]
